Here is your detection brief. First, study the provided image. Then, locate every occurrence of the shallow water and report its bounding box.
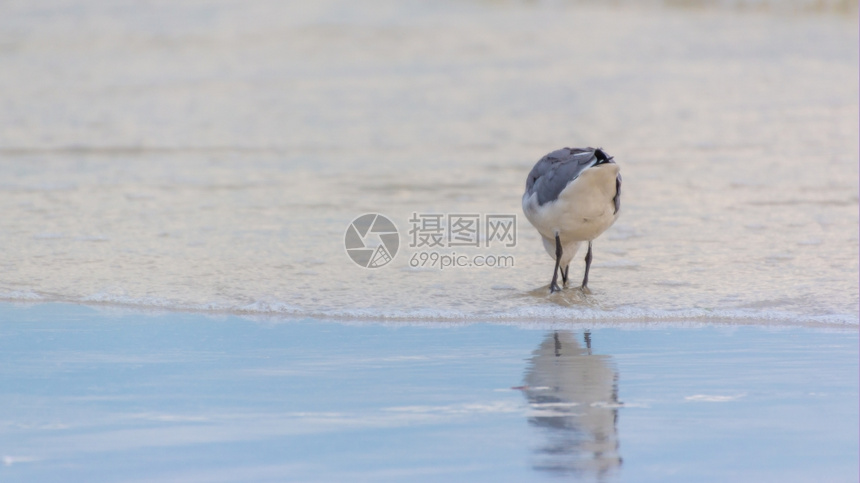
[0,304,857,482]
[0,1,857,324]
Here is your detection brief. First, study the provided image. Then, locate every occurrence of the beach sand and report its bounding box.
[0,0,857,323]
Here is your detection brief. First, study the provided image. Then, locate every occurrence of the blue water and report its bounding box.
[0,304,856,482]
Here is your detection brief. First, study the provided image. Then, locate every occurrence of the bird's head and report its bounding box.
[593,148,614,165]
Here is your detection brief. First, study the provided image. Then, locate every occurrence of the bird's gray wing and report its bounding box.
[613,172,621,214]
[525,148,597,206]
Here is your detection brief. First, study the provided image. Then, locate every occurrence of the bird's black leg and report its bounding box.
[550,233,562,293]
[561,265,569,287]
[581,241,593,290]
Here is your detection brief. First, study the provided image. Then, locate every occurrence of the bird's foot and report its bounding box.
[580,285,592,295]
[549,282,562,294]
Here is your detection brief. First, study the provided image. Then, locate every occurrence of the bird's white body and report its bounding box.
[522,147,621,290]
[523,163,620,267]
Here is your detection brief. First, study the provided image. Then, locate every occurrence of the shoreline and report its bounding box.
[1,300,856,331]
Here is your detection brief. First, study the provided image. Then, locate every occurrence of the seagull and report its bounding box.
[522,147,621,293]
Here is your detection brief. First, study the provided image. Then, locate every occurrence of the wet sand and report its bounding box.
[0,1,857,322]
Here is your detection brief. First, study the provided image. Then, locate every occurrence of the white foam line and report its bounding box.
[0,294,855,329]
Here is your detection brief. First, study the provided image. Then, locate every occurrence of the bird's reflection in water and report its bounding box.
[520,330,622,480]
